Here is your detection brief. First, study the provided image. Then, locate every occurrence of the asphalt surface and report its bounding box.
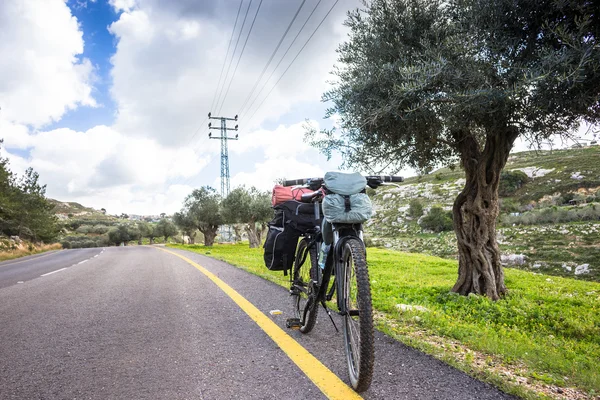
[0,246,517,399]
[0,248,102,289]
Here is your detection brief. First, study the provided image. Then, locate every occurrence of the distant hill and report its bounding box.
[48,199,100,217]
[367,145,600,281]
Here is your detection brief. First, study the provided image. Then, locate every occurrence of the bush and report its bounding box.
[500,198,521,213]
[419,207,454,233]
[408,198,424,219]
[559,192,576,205]
[60,241,72,249]
[75,225,90,234]
[501,204,600,226]
[499,170,529,196]
[93,224,109,234]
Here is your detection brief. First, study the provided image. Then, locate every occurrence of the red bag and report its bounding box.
[271,185,314,206]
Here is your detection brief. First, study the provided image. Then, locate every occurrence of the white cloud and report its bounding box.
[106,0,356,147]
[231,157,325,192]
[109,0,137,13]
[0,120,33,149]
[0,0,96,127]
[232,120,314,157]
[2,125,209,214]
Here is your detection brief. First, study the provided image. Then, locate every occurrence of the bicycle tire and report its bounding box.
[292,238,319,333]
[340,237,374,392]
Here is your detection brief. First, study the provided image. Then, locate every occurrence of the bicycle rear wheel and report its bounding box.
[292,238,319,333]
[340,237,374,392]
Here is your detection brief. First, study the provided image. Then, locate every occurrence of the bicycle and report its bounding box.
[284,173,403,392]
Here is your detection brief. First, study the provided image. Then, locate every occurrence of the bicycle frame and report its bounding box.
[299,220,365,316]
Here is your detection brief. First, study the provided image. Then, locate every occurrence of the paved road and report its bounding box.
[0,248,102,289]
[0,246,516,399]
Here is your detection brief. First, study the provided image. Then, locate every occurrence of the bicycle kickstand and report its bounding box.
[321,301,339,333]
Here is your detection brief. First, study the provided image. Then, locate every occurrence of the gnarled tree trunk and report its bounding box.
[245,221,260,248]
[202,226,218,246]
[232,225,243,242]
[452,129,518,300]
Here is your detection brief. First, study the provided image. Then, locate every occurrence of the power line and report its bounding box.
[237,0,307,116]
[216,0,264,115]
[246,0,339,126]
[240,0,324,120]
[209,0,245,113]
[164,2,244,189]
[214,0,254,113]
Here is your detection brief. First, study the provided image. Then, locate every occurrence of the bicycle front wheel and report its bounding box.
[340,237,374,392]
[292,238,319,333]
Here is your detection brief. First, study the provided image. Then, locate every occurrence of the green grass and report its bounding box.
[169,243,600,398]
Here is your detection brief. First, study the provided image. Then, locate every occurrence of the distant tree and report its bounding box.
[127,224,141,244]
[308,0,600,299]
[155,218,177,243]
[160,212,166,219]
[0,160,59,242]
[221,186,272,248]
[181,187,223,246]
[498,171,529,197]
[108,224,131,246]
[120,213,129,220]
[137,221,153,245]
[145,223,158,244]
[100,208,107,215]
[173,211,198,244]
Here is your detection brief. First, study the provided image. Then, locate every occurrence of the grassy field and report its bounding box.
[169,243,600,399]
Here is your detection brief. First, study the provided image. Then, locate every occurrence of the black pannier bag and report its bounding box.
[263,200,322,274]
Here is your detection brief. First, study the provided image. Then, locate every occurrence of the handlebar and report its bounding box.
[283,175,403,189]
[364,175,404,183]
[283,177,323,187]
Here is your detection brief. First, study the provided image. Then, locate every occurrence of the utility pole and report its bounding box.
[208,112,239,198]
[208,112,239,242]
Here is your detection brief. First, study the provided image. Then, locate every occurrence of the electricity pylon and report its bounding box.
[208,112,239,198]
[208,112,238,242]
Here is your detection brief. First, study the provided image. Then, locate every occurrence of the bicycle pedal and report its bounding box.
[286,318,301,330]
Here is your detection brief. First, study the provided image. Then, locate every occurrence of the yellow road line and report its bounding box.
[158,248,362,400]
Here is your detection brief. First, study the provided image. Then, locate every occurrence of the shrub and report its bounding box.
[408,198,424,219]
[499,170,529,196]
[419,207,454,233]
[75,225,90,234]
[60,241,72,249]
[559,192,576,205]
[500,198,521,213]
[93,224,109,234]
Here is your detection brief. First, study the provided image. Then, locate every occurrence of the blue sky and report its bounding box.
[55,0,118,132]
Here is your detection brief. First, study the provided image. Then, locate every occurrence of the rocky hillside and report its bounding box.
[366,145,600,281]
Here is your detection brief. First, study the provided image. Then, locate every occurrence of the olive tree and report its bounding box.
[181,187,222,246]
[221,186,272,248]
[155,218,177,243]
[173,211,198,244]
[309,0,599,299]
